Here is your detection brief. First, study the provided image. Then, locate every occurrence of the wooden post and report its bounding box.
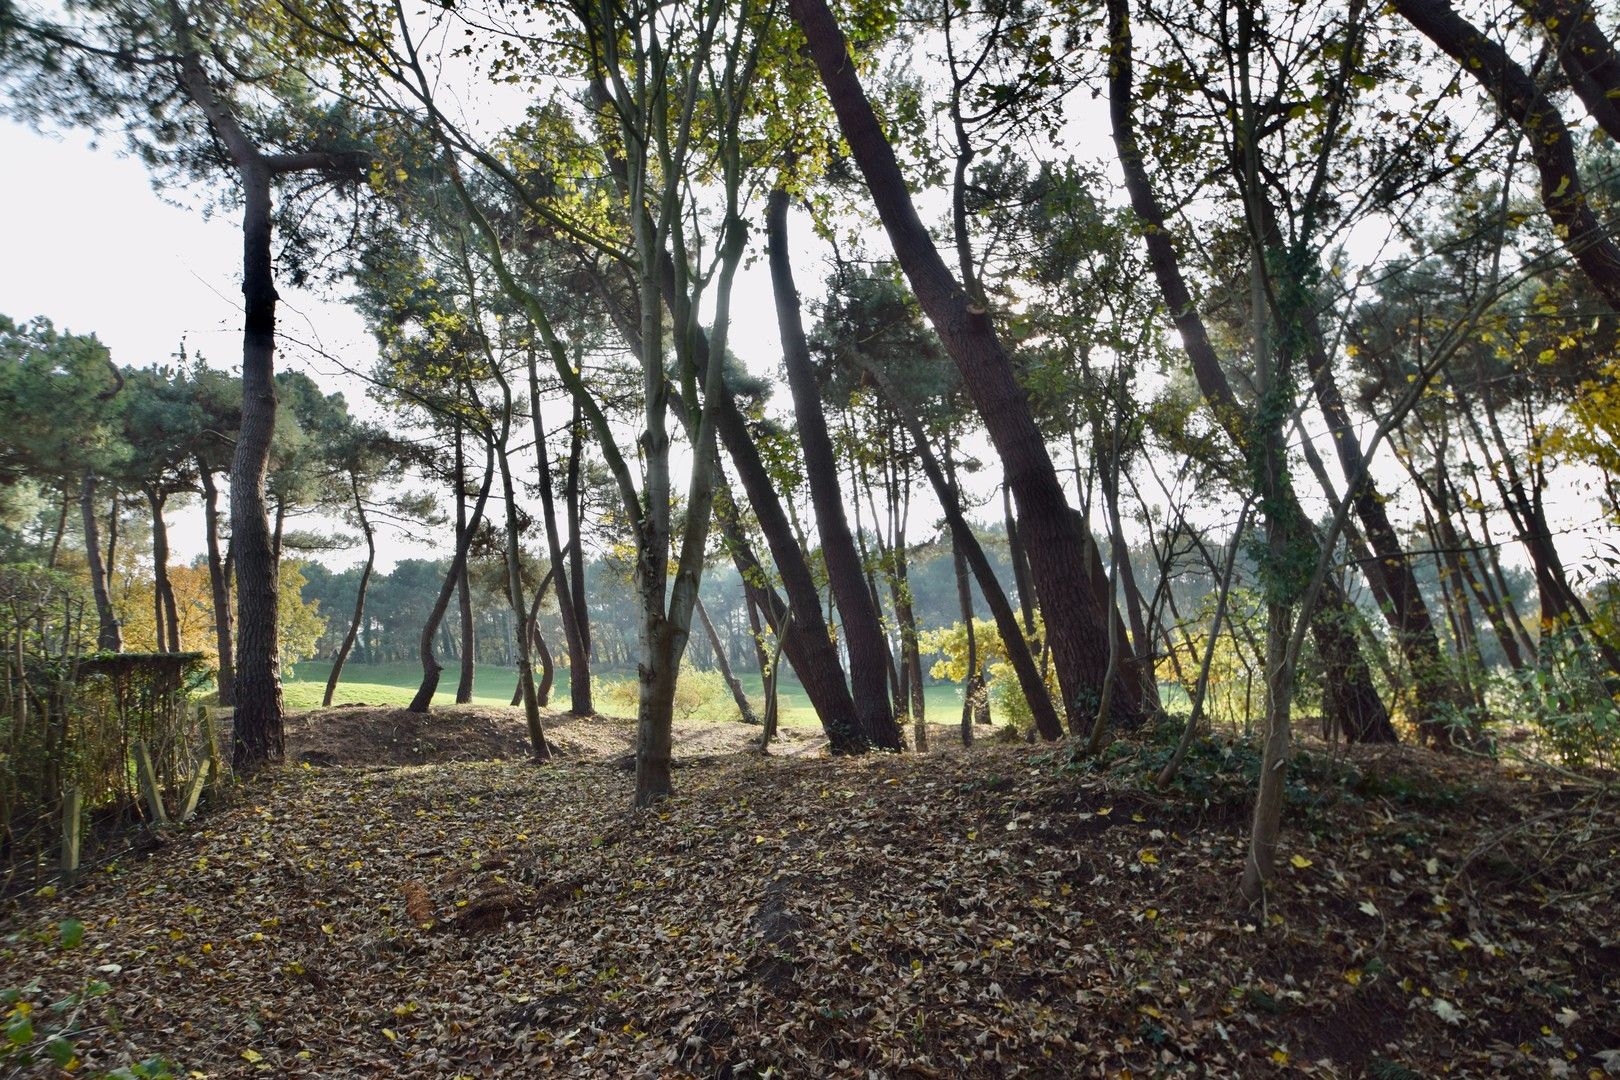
[131,740,167,824]
[203,706,229,800]
[178,758,211,822]
[60,787,81,885]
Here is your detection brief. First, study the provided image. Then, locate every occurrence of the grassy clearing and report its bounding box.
[284,660,985,728]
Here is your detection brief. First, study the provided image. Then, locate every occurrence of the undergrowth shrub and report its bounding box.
[599,661,752,723]
[1492,628,1619,769]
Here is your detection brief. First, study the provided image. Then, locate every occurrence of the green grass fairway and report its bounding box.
[283,660,988,728]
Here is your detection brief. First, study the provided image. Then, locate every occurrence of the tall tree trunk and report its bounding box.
[80,471,121,651]
[104,489,120,600]
[646,234,863,749]
[147,487,181,653]
[1459,440,1539,661]
[454,421,476,704]
[147,488,168,653]
[1108,0,1396,743]
[270,498,285,566]
[1467,400,1620,668]
[1519,0,1620,140]
[565,400,591,661]
[323,472,375,707]
[526,352,593,717]
[853,456,905,711]
[768,186,900,750]
[888,445,927,728]
[1262,184,1465,737]
[408,433,495,713]
[198,461,234,705]
[786,0,1131,732]
[489,391,550,760]
[952,525,980,746]
[1240,71,1296,904]
[1003,485,1037,638]
[229,162,284,772]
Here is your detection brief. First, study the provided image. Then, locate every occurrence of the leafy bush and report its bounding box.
[599,661,752,723]
[919,617,1055,735]
[1493,628,1620,769]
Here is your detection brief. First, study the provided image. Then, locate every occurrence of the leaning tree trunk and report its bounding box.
[864,364,1065,740]
[80,471,121,652]
[768,187,900,750]
[408,434,495,713]
[526,350,593,717]
[454,421,476,703]
[565,401,592,661]
[1108,0,1395,743]
[781,7,1129,731]
[323,472,375,707]
[46,484,69,569]
[198,462,234,705]
[697,596,758,725]
[623,154,860,747]
[1397,0,1620,311]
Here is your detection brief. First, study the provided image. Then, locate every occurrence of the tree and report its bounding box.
[786,0,1141,735]
[1,0,372,771]
[0,316,127,650]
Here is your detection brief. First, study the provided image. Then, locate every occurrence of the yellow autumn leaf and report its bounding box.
[382,1028,398,1041]
[1290,854,1312,869]
[241,1049,263,1063]
[1139,849,1159,865]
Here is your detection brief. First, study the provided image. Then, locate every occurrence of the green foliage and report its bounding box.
[277,562,328,667]
[1493,628,1620,769]
[920,617,1051,734]
[599,662,755,725]
[0,927,169,1078]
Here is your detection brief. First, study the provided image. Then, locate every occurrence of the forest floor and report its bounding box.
[3,708,1618,1079]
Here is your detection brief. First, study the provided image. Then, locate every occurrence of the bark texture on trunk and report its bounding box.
[785,0,1127,731]
[768,188,900,750]
[230,163,284,772]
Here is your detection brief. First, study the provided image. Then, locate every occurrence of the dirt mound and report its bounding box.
[283,703,828,767]
[284,704,540,766]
